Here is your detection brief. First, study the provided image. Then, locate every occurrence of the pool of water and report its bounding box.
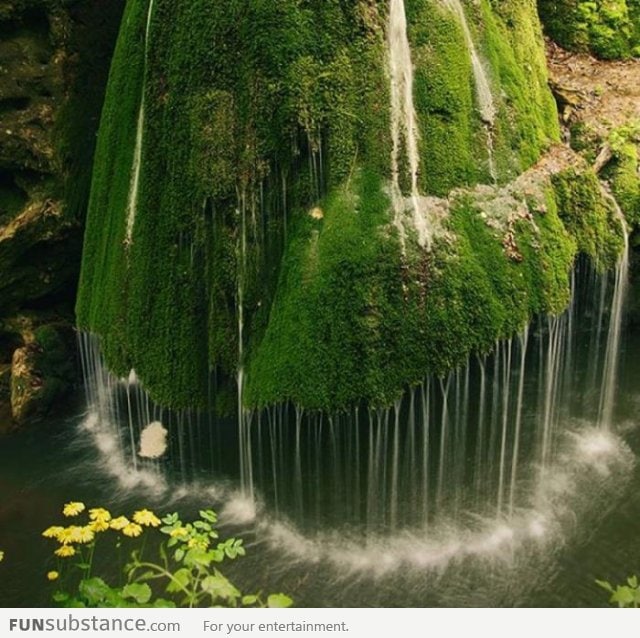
[1,329,639,608]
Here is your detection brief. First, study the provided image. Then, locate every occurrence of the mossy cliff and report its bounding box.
[77,0,621,413]
[538,0,640,59]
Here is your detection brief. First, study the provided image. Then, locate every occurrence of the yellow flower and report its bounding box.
[55,545,76,558]
[75,527,95,545]
[133,509,161,527]
[89,520,110,533]
[89,508,111,523]
[170,527,188,539]
[57,527,79,545]
[0,550,4,562]
[63,502,85,517]
[46,571,59,581]
[42,526,65,540]
[110,516,129,531]
[187,537,209,550]
[122,523,143,538]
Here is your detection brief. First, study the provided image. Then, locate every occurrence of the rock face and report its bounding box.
[0,0,124,427]
[9,322,74,424]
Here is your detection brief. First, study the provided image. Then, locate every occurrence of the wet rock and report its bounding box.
[0,362,10,430]
[9,321,74,424]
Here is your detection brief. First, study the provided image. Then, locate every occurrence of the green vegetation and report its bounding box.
[607,123,640,228]
[407,1,479,194]
[597,575,640,607]
[538,0,640,59]
[552,168,625,271]
[77,0,619,414]
[42,502,291,609]
[246,166,619,410]
[481,0,560,177]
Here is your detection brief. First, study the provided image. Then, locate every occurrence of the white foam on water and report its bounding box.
[250,425,634,577]
[220,492,258,525]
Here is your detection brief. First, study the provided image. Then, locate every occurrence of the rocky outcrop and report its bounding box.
[9,319,74,424]
[0,0,124,427]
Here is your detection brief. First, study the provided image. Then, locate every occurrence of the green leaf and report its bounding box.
[199,510,218,523]
[79,578,112,605]
[166,568,191,594]
[595,579,614,593]
[52,591,70,603]
[153,598,177,608]
[174,548,185,562]
[122,583,152,604]
[184,549,214,568]
[611,586,635,607]
[242,595,258,606]
[200,571,240,602]
[267,593,293,608]
[627,575,638,589]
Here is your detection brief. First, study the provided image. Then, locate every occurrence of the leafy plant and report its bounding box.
[597,575,640,608]
[42,502,291,609]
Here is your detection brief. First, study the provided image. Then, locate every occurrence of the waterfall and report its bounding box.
[388,0,429,248]
[442,0,497,182]
[125,0,155,246]
[78,192,630,541]
[598,198,630,429]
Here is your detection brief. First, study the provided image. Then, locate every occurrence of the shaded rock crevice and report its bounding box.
[0,0,125,428]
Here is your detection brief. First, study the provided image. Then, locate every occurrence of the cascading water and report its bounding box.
[79,222,631,537]
[388,0,430,247]
[442,0,498,183]
[124,0,155,246]
[598,197,630,429]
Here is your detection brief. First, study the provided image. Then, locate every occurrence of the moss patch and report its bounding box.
[538,0,640,59]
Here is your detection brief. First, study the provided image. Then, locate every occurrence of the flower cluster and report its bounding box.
[42,502,162,577]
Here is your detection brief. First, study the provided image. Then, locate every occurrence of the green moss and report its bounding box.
[607,123,640,228]
[77,0,392,409]
[246,168,581,410]
[481,0,560,175]
[551,168,625,271]
[77,0,599,413]
[407,0,479,195]
[538,0,640,59]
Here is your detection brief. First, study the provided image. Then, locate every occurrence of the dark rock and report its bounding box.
[0,0,124,425]
[9,319,75,424]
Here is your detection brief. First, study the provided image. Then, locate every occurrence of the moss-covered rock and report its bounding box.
[607,123,640,228]
[538,0,640,59]
[246,157,620,410]
[551,167,625,271]
[77,1,602,413]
